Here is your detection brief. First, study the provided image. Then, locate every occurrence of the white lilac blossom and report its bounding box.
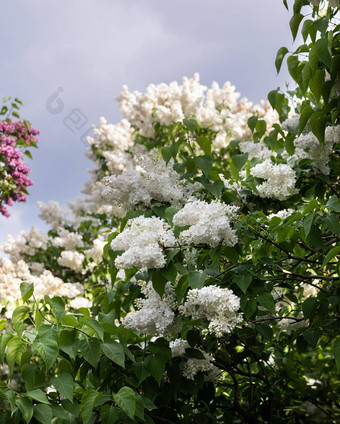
[239,141,273,160]
[119,74,278,142]
[169,339,190,357]
[37,201,69,229]
[111,216,176,269]
[1,227,48,262]
[169,338,219,381]
[53,229,84,250]
[182,351,220,381]
[292,126,340,175]
[268,209,294,220]
[173,200,238,248]
[101,150,196,210]
[180,285,243,337]
[84,238,106,261]
[57,250,86,274]
[281,116,300,133]
[0,258,83,316]
[250,159,298,201]
[70,296,92,309]
[122,281,176,336]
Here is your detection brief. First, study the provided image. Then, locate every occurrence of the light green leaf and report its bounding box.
[81,389,100,424]
[113,386,136,419]
[275,47,289,73]
[16,397,33,423]
[322,246,340,267]
[20,282,34,302]
[26,389,49,404]
[33,404,52,424]
[51,373,74,402]
[33,338,58,370]
[79,338,101,368]
[289,13,304,41]
[315,37,332,69]
[101,341,125,368]
[188,270,207,289]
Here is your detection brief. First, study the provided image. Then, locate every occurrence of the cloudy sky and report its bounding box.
[0,0,295,248]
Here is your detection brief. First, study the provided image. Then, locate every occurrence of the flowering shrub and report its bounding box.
[0,1,340,423]
[0,97,39,216]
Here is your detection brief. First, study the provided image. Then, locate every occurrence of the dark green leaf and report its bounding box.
[101,341,125,368]
[33,404,52,424]
[51,373,74,402]
[113,387,136,419]
[275,47,289,73]
[79,338,101,368]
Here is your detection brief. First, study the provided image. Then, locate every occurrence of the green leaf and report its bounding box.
[21,363,37,391]
[113,387,136,420]
[194,155,212,177]
[79,338,101,368]
[145,355,166,385]
[299,106,313,134]
[12,306,30,336]
[303,212,315,238]
[183,118,198,133]
[275,47,289,73]
[310,69,325,102]
[82,318,104,341]
[301,19,316,42]
[231,154,248,171]
[302,297,317,319]
[51,373,74,402]
[326,196,340,213]
[313,16,329,36]
[188,270,207,289]
[303,329,321,347]
[235,275,252,294]
[26,389,49,404]
[151,270,167,297]
[309,111,327,144]
[50,297,66,323]
[315,38,332,69]
[289,13,304,41]
[196,135,211,155]
[323,214,340,234]
[248,116,258,132]
[101,341,125,368]
[20,282,34,302]
[101,405,119,424]
[322,246,340,267]
[257,293,275,314]
[33,338,58,370]
[33,404,52,424]
[256,323,273,340]
[16,397,33,423]
[333,338,340,371]
[81,389,100,424]
[6,337,27,375]
[165,206,178,226]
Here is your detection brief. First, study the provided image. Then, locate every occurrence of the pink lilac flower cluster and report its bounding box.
[0,119,39,217]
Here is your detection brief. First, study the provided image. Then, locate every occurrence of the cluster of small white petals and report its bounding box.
[173,200,238,248]
[53,229,84,250]
[118,74,278,142]
[91,117,134,151]
[123,281,176,336]
[37,201,69,229]
[250,159,298,201]
[180,285,243,336]
[70,296,92,309]
[0,258,83,312]
[84,238,106,261]
[268,209,294,220]
[111,216,176,269]
[57,250,85,273]
[101,151,196,209]
[1,227,48,262]
[293,126,340,175]
[239,141,273,160]
[169,339,190,357]
[182,351,220,381]
[281,116,300,133]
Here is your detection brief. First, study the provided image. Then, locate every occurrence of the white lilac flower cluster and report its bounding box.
[2,227,48,263]
[53,228,84,250]
[179,285,243,337]
[268,209,294,220]
[169,339,220,381]
[111,216,176,269]
[84,238,106,262]
[173,200,238,248]
[119,73,278,147]
[292,126,340,175]
[37,201,69,230]
[101,150,196,210]
[0,258,83,317]
[250,159,298,201]
[122,281,176,336]
[57,250,86,274]
[239,141,273,160]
